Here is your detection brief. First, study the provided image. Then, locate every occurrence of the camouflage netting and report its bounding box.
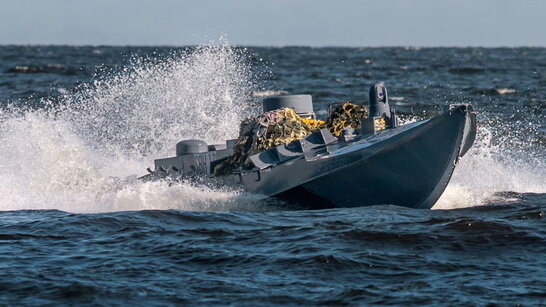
[214,102,368,176]
[326,102,369,137]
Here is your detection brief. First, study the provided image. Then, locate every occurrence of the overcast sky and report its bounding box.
[1,0,545,47]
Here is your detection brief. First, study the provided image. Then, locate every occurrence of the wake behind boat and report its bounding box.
[142,83,477,209]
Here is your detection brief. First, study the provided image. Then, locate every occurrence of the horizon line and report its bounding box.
[1,43,545,49]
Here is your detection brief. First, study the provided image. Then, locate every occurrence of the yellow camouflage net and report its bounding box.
[214,103,368,176]
[327,102,369,137]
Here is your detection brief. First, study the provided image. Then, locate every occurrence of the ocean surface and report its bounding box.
[0,45,544,305]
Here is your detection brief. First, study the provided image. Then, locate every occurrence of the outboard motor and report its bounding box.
[262,95,316,119]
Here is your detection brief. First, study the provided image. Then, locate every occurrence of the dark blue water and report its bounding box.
[0,45,545,305]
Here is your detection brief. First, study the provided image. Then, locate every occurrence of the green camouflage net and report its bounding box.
[214,102,368,176]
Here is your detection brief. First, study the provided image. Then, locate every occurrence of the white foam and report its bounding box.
[495,88,516,95]
[433,125,546,209]
[111,180,272,213]
[0,42,272,213]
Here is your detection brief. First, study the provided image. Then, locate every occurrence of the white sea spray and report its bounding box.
[0,42,277,213]
[434,124,546,209]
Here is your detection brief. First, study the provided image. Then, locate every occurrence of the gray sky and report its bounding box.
[1,0,545,46]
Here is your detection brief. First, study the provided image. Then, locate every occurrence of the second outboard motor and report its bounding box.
[262,95,316,119]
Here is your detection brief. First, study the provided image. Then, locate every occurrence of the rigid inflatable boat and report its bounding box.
[142,83,477,209]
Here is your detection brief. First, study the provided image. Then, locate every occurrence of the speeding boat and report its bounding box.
[143,83,477,209]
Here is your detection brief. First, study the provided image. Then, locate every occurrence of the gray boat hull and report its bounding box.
[225,104,476,209]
